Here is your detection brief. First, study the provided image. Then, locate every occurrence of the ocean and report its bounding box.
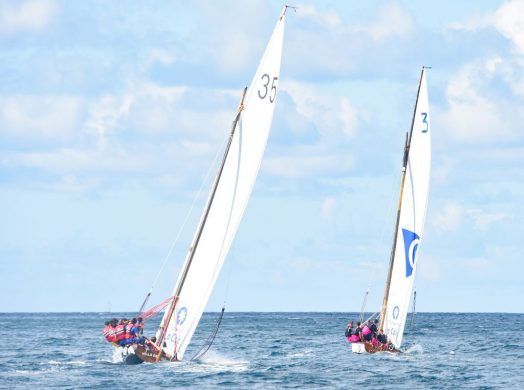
[0,312,522,389]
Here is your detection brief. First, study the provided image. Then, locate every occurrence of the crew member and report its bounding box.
[361,321,373,342]
[377,329,387,345]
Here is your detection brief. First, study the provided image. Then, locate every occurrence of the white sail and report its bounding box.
[382,69,431,349]
[157,9,286,360]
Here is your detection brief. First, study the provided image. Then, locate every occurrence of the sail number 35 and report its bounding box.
[258,74,278,103]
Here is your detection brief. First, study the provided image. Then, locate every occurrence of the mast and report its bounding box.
[378,67,426,330]
[155,88,247,355]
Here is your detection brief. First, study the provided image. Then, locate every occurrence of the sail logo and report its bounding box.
[402,228,420,277]
[176,307,188,326]
[392,305,400,320]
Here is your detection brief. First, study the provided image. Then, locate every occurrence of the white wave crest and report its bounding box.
[180,350,249,373]
[403,344,423,354]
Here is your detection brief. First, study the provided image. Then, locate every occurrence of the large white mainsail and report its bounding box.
[156,8,287,361]
[380,68,431,349]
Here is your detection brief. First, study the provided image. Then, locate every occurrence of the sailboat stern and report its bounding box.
[351,342,367,354]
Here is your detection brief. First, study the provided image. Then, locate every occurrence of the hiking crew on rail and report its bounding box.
[344,319,395,350]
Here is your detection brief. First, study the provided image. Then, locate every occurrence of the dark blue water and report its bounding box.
[0,312,522,389]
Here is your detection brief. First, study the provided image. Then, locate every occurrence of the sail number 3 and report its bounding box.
[258,74,278,103]
[421,112,429,133]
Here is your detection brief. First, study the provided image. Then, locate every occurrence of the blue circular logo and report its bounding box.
[392,305,400,320]
[176,307,188,325]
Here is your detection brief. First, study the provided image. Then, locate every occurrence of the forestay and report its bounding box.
[156,8,286,360]
[382,69,431,349]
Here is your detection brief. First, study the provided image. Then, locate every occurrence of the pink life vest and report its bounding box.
[348,334,361,343]
[362,325,372,336]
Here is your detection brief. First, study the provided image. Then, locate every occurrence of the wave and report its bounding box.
[182,350,249,373]
[403,344,423,354]
[286,348,314,358]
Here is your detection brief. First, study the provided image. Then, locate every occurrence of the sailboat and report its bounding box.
[119,7,288,364]
[352,67,431,354]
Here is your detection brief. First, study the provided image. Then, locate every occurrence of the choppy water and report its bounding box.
[0,312,522,389]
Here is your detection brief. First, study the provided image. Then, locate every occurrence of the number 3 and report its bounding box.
[421,112,429,133]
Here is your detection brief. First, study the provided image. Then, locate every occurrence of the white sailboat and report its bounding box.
[126,7,288,364]
[352,67,431,354]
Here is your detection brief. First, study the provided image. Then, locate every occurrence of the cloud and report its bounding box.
[493,0,524,54]
[431,202,464,232]
[283,81,363,139]
[466,209,511,230]
[85,94,133,145]
[7,147,147,175]
[263,148,353,178]
[192,0,275,75]
[351,2,414,41]
[436,58,523,144]
[444,1,524,98]
[417,254,442,282]
[297,5,342,28]
[0,0,57,35]
[0,94,84,140]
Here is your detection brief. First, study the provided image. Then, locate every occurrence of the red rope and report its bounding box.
[139,295,176,322]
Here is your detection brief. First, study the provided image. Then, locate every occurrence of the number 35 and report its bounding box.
[258,74,278,103]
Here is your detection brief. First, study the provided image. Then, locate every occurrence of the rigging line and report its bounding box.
[137,130,232,314]
[359,288,369,323]
[357,143,405,318]
[222,245,236,306]
[207,113,243,307]
[364,312,379,324]
[156,88,248,354]
[190,307,226,361]
[410,288,417,331]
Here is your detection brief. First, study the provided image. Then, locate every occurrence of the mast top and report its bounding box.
[281,5,297,19]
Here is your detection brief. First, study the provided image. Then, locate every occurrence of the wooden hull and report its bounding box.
[122,344,171,364]
[351,342,399,354]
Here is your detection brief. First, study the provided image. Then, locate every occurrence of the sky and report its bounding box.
[1,0,523,313]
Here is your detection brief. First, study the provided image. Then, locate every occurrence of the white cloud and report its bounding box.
[437,59,523,144]
[298,5,342,28]
[466,209,511,230]
[85,94,133,145]
[445,1,524,98]
[417,254,442,282]
[432,202,464,232]
[0,0,57,35]
[263,149,353,178]
[283,81,363,139]
[352,2,414,41]
[8,147,148,175]
[0,94,84,140]
[52,174,102,193]
[493,0,524,54]
[430,202,511,233]
[194,0,274,75]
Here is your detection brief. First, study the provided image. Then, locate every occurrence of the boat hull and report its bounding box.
[121,344,171,364]
[351,342,367,354]
[351,342,399,354]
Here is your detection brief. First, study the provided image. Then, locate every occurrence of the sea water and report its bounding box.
[0,312,522,389]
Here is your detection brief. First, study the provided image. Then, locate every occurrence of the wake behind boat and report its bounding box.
[346,67,431,354]
[101,6,289,364]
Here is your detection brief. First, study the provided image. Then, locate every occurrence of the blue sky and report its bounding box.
[1,0,523,313]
